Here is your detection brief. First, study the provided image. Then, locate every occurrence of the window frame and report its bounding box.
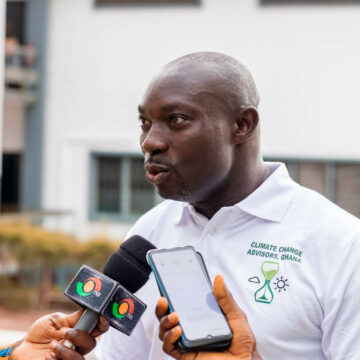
[89,152,161,222]
[265,157,337,200]
[89,153,360,222]
[265,156,360,217]
[94,0,201,8]
[260,0,360,5]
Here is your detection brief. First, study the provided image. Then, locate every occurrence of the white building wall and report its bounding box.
[44,0,360,238]
[2,102,25,152]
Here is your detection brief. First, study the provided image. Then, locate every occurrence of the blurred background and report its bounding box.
[0,0,360,354]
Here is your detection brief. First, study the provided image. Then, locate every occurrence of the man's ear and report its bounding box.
[232,107,259,144]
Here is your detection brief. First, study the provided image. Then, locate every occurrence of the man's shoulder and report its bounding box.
[293,184,360,237]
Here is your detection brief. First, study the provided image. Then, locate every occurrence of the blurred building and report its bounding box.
[2,0,360,239]
[2,0,42,213]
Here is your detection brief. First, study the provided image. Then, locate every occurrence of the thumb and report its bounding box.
[213,274,247,323]
[61,309,84,328]
[214,275,259,358]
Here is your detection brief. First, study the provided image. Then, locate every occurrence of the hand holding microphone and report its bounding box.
[7,235,156,360]
[10,310,109,360]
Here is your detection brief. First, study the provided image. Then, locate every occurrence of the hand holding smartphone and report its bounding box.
[147,246,232,351]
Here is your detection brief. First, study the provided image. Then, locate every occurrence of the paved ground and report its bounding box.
[0,306,96,359]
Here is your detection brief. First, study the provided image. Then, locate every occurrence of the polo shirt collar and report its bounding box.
[234,162,298,222]
[174,162,298,225]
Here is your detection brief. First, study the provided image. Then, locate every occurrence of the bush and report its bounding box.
[0,222,78,264]
[0,275,34,309]
[0,222,121,266]
[0,221,122,309]
[79,237,119,271]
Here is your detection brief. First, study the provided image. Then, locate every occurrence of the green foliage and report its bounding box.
[0,276,33,309]
[0,222,121,266]
[0,221,122,309]
[79,237,119,271]
[0,222,78,264]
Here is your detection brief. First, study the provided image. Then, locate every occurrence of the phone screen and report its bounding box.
[149,247,231,342]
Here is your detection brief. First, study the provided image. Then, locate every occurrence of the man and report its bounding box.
[97,52,360,359]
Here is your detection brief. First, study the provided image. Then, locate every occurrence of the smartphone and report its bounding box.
[147,246,232,351]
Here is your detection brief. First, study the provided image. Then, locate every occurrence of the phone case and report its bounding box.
[147,246,232,352]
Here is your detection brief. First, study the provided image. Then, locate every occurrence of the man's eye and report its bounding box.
[139,118,151,128]
[170,116,186,125]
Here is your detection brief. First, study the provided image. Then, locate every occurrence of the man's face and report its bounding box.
[138,68,236,204]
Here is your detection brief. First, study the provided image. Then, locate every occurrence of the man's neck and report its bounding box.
[191,160,269,219]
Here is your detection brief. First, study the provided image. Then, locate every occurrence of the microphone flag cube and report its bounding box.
[102,284,147,336]
[64,265,118,313]
[64,264,147,336]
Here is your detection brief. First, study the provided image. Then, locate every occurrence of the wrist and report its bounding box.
[9,339,24,360]
[237,354,252,360]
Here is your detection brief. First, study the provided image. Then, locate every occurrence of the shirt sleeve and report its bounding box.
[0,344,13,359]
[321,234,360,359]
[96,321,151,360]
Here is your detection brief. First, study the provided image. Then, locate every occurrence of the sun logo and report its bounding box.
[76,277,102,297]
[112,298,135,320]
[273,276,290,293]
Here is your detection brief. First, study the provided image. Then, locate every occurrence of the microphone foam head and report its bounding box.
[103,235,156,293]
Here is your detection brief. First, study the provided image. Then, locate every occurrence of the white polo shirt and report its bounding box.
[97,162,360,360]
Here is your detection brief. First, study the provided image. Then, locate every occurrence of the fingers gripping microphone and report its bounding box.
[64,235,156,338]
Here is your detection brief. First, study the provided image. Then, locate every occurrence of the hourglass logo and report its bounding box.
[112,298,135,320]
[76,277,102,297]
[254,261,279,304]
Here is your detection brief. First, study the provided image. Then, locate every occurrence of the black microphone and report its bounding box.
[64,235,156,338]
[103,234,155,293]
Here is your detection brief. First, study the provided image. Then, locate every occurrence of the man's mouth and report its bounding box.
[145,164,171,185]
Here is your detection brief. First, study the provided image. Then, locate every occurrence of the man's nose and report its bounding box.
[140,123,169,156]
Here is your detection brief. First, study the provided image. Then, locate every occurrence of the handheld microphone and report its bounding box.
[64,235,156,338]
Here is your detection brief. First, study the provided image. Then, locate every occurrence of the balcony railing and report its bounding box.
[4,38,39,105]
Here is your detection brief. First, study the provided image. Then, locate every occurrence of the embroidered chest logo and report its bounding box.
[246,242,303,263]
[245,242,300,304]
[250,261,290,304]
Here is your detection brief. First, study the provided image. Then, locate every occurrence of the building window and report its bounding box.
[1,154,21,213]
[96,0,200,6]
[266,158,360,219]
[130,157,155,214]
[298,162,326,196]
[96,156,122,213]
[90,153,158,221]
[261,0,359,4]
[6,1,26,45]
[336,164,360,219]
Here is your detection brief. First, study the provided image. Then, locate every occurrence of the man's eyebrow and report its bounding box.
[138,101,197,114]
[160,102,193,112]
